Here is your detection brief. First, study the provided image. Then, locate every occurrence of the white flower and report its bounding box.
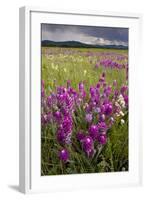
[117,94,126,108]
[55,65,58,70]
[83,70,87,76]
[83,103,89,109]
[121,119,125,125]
[51,63,58,70]
[115,112,120,117]
[110,117,114,122]
[115,101,120,107]
[63,68,67,72]
[119,111,124,117]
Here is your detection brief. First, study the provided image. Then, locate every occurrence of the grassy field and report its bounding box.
[41,47,128,175]
[42,47,127,92]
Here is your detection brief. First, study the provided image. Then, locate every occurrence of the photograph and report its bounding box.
[41,23,129,176]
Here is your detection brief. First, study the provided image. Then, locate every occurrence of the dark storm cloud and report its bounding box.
[82,26,128,42]
[42,24,128,46]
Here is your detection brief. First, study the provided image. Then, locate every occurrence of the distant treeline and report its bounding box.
[41,40,128,50]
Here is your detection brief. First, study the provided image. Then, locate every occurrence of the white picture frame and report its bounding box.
[19,6,143,194]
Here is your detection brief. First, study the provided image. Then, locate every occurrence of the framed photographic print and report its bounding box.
[19,6,142,193]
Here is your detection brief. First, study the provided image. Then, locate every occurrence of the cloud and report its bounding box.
[89,37,128,46]
[41,24,128,46]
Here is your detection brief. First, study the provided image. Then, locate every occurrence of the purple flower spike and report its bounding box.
[121,85,128,95]
[47,96,52,107]
[57,128,66,143]
[82,136,94,154]
[99,114,105,122]
[41,80,45,88]
[90,87,96,97]
[54,111,62,121]
[97,122,107,134]
[41,114,48,125]
[124,95,128,106]
[67,80,71,88]
[99,77,105,82]
[102,72,106,78]
[102,103,113,115]
[98,135,107,145]
[95,63,99,68]
[114,89,119,97]
[59,149,69,162]
[113,80,117,87]
[89,124,98,140]
[104,86,112,96]
[79,82,84,91]
[96,83,100,89]
[47,112,52,122]
[41,88,45,97]
[85,113,93,123]
[76,131,85,141]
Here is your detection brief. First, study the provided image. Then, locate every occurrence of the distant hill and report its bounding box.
[41,40,128,50]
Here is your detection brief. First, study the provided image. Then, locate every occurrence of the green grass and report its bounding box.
[42,47,127,94]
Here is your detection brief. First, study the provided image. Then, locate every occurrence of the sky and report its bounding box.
[41,24,128,46]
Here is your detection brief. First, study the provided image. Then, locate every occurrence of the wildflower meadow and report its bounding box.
[41,47,128,175]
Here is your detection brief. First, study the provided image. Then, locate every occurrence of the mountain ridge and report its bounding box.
[41,40,128,50]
